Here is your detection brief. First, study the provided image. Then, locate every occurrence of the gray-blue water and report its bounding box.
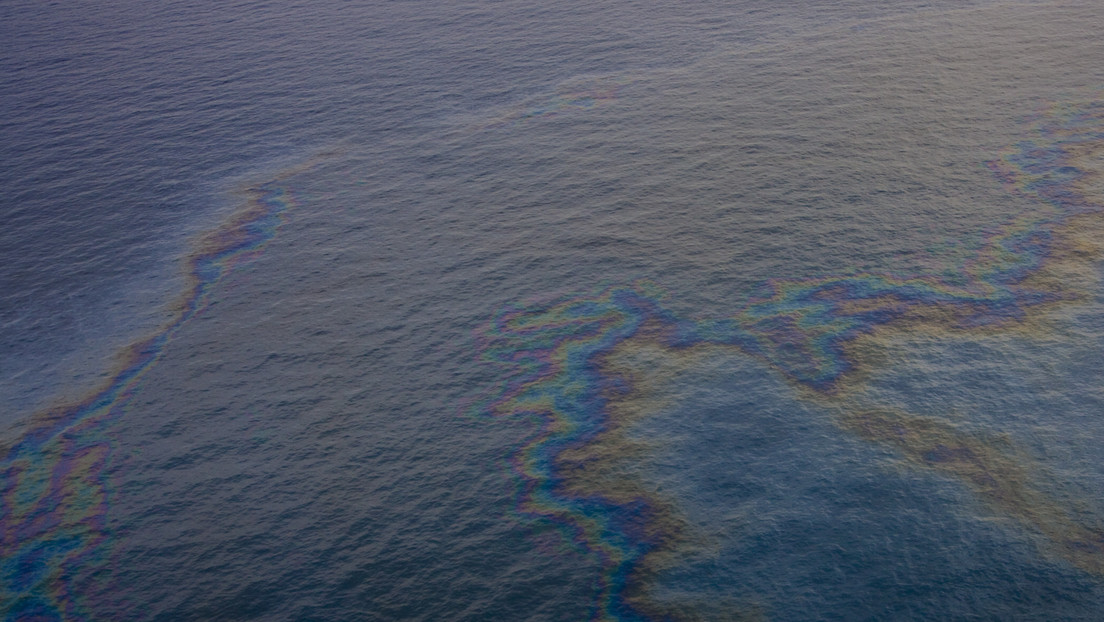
[5,0,1104,619]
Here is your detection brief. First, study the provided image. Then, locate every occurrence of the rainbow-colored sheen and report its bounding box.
[1,173,306,620]
[471,94,1104,619]
[478,76,632,131]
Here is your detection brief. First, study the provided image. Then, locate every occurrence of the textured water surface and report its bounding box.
[5,1,1104,620]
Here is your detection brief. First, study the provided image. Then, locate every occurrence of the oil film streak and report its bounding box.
[0,159,320,620]
[473,75,634,132]
[472,95,1104,619]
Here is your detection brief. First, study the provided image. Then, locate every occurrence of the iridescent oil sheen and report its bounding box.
[0,155,330,620]
[469,95,1104,619]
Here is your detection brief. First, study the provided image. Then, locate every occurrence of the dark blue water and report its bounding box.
[5,0,1104,619]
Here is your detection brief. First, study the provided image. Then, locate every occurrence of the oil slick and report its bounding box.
[0,152,336,621]
[840,408,1104,576]
[471,93,1104,619]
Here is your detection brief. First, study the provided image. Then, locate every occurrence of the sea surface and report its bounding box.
[5,1,1104,620]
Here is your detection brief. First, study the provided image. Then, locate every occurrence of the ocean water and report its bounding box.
[5,0,1104,620]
